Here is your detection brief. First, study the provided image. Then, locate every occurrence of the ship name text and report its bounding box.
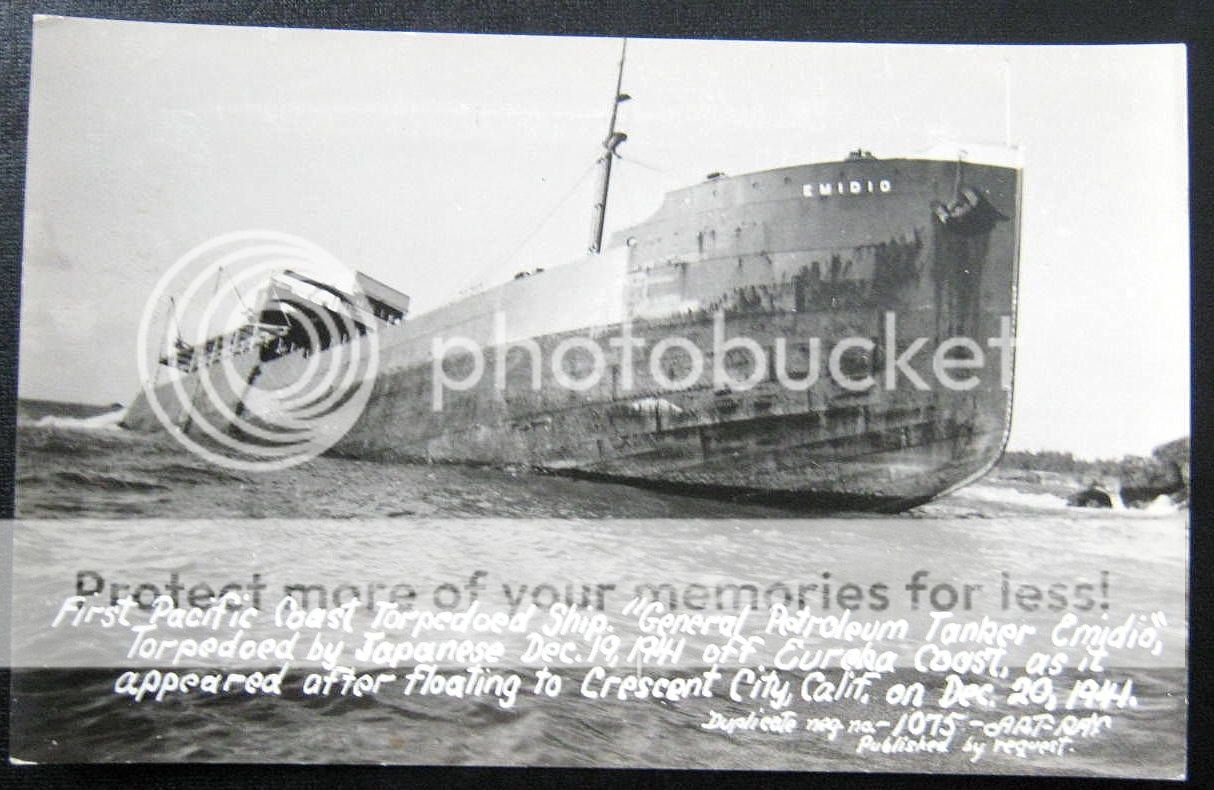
[803,179,893,198]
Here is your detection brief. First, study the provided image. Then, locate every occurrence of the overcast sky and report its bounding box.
[18,17,1188,458]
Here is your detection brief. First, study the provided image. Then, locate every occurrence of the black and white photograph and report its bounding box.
[2,10,1192,779]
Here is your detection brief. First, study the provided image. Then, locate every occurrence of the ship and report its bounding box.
[123,41,1022,513]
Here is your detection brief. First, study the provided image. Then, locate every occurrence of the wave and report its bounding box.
[129,461,251,486]
[31,407,127,431]
[1121,494,1185,517]
[955,483,1071,511]
[957,483,1184,516]
[43,470,170,493]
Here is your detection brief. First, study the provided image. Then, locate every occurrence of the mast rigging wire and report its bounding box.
[460,159,600,293]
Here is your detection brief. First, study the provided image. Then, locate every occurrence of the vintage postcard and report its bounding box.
[6,17,1189,777]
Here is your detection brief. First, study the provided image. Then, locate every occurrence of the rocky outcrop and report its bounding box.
[1116,451,1185,507]
[1067,484,1116,508]
[1080,438,1188,508]
[1147,436,1189,506]
[1003,438,1189,509]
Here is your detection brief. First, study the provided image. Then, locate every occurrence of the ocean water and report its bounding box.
[8,421,1189,776]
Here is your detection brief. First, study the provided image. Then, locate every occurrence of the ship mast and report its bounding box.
[588,38,630,254]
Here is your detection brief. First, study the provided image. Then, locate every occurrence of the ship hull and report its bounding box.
[125,155,1021,512]
[327,307,1010,511]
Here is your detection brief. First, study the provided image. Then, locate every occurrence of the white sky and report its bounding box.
[18,17,1189,458]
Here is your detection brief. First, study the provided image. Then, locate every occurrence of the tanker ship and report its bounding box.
[123,42,1022,512]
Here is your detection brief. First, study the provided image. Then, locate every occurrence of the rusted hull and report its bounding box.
[325,306,1010,509]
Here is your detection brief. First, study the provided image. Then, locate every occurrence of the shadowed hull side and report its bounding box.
[322,299,1012,511]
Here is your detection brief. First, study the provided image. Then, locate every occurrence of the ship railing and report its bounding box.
[158,323,290,373]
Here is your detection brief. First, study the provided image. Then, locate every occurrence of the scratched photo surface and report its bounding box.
[10,18,1189,777]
